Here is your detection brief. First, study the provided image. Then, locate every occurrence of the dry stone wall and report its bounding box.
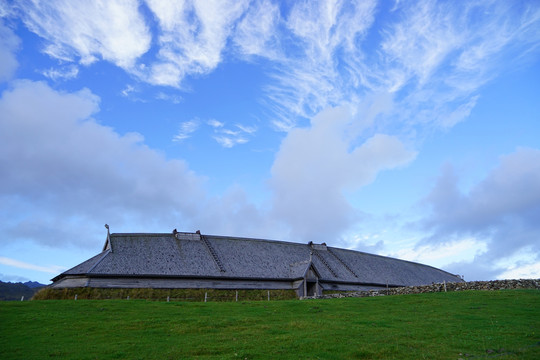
[308,279,540,300]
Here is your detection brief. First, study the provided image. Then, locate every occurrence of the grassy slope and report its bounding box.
[0,290,538,359]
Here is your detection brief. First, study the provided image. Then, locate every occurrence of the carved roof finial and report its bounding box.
[103,224,111,251]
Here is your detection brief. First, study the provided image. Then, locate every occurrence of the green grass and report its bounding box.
[1,289,538,359]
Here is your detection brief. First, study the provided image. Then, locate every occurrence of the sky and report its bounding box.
[0,0,539,285]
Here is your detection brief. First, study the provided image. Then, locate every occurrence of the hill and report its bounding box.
[0,280,45,301]
[0,289,538,359]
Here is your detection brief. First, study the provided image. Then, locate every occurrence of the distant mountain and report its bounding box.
[23,281,46,289]
[0,281,46,301]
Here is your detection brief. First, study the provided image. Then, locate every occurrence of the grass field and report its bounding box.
[1,289,538,359]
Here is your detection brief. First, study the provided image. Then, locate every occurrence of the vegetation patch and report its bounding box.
[1,289,538,359]
[32,287,297,301]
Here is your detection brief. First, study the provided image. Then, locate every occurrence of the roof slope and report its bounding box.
[54,232,462,286]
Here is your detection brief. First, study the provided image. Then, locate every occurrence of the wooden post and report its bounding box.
[267,290,270,301]
[75,294,78,301]
[127,296,130,300]
[236,291,238,302]
[204,292,207,303]
[444,281,447,292]
[167,296,170,302]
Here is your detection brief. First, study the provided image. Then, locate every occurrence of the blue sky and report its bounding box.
[1,0,539,284]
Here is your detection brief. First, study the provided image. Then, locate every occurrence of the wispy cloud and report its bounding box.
[207,119,224,128]
[173,119,200,141]
[41,65,79,81]
[121,84,136,97]
[213,135,248,148]
[10,1,540,131]
[266,1,377,129]
[233,0,281,59]
[144,0,250,86]
[0,256,65,274]
[235,124,257,134]
[155,91,182,104]
[209,121,256,148]
[173,117,255,148]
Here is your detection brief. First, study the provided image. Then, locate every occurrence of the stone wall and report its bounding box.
[307,279,540,299]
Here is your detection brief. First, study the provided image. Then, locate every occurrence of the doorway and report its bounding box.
[306,281,317,297]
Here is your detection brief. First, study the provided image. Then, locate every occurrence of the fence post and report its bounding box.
[236,290,238,302]
[21,296,24,301]
[75,294,78,301]
[167,296,170,302]
[204,292,207,303]
[127,296,130,300]
[267,290,270,301]
[444,281,447,292]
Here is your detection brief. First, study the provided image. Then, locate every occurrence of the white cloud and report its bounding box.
[145,0,249,86]
[0,20,20,82]
[270,105,416,241]
[146,62,185,87]
[233,0,281,58]
[393,238,488,269]
[15,0,151,69]
[498,261,540,280]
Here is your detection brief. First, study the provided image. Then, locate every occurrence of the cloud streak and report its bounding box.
[0,257,64,274]
[174,119,200,141]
